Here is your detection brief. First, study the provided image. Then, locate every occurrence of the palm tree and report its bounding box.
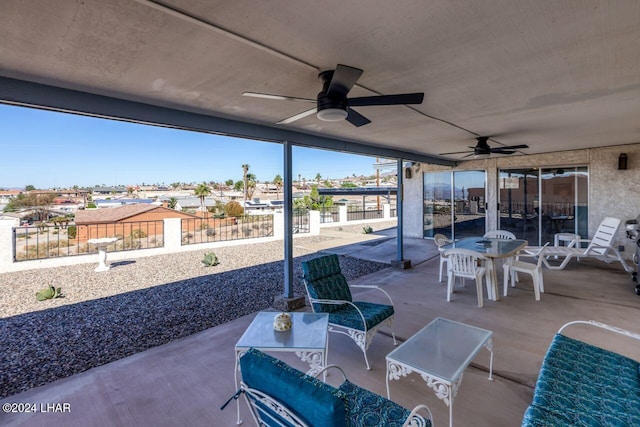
[167,197,178,209]
[242,164,250,200]
[315,173,322,187]
[194,182,211,212]
[273,174,283,199]
[246,173,257,199]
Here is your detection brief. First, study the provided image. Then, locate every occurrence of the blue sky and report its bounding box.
[0,104,383,189]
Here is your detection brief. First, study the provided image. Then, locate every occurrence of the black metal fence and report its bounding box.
[319,206,340,223]
[181,215,274,245]
[13,220,164,262]
[293,209,310,233]
[347,207,384,221]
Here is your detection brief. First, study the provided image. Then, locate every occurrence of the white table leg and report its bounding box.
[388,359,457,427]
[485,259,500,301]
[234,349,245,425]
[486,338,494,381]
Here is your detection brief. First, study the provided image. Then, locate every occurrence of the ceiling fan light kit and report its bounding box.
[243,64,424,127]
[317,108,348,122]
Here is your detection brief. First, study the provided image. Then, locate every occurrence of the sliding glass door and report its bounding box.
[498,169,540,243]
[499,167,588,245]
[423,171,452,238]
[539,167,588,244]
[424,170,486,239]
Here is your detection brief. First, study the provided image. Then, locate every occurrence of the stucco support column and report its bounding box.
[308,210,320,235]
[273,211,284,239]
[339,205,348,224]
[485,161,498,232]
[0,219,18,272]
[383,203,391,219]
[163,218,182,251]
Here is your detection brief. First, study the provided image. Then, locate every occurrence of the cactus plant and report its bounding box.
[36,286,64,301]
[201,252,220,267]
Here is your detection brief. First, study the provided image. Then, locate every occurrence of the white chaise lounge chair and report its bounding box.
[525,217,633,272]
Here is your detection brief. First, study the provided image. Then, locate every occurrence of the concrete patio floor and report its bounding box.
[2,235,640,427]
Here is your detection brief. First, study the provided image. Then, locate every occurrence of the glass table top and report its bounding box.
[441,237,527,257]
[386,317,492,382]
[235,312,329,350]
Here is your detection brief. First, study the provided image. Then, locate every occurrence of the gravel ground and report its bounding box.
[0,235,389,399]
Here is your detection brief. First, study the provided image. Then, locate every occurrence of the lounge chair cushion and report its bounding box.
[522,334,640,426]
[240,348,348,427]
[302,255,353,313]
[338,380,431,427]
[328,301,394,331]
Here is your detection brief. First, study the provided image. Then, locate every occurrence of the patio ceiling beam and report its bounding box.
[0,76,453,166]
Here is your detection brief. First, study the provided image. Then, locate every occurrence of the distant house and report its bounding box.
[74,204,198,241]
[94,198,156,208]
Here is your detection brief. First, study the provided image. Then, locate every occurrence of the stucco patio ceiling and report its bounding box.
[1,0,640,162]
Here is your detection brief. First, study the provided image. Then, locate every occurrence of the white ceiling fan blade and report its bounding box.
[277,107,318,124]
[242,92,315,103]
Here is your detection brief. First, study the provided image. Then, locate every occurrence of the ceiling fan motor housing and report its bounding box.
[316,70,348,121]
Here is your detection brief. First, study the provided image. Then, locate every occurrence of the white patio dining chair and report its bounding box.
[434,233,453,283]
[443,248,488,307]
[484,229,517,286]
[504,243,549,300]
[483,230,516,240]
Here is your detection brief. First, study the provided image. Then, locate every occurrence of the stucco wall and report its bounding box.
[404,143,640,258]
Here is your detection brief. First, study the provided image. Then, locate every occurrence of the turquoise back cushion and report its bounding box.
[523,333,640,426]
[240,348,348,427]
[302,255,352,313]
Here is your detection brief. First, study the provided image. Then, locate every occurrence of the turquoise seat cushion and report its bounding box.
[522,333,640,426]
[240,348,348,427]
[329,301,394,331]
[302,255,353,313]
[338,380,431,427]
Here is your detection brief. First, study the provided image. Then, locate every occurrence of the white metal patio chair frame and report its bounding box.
[301,254,397,370]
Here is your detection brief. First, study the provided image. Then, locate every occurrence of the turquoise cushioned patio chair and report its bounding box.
[301,254,397,370]
[237,348,433,427]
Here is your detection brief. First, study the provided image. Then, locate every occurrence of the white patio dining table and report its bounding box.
[440,236,528,301]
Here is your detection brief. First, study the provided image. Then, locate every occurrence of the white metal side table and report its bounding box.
[386,317,493,427]
[234,311,329,424]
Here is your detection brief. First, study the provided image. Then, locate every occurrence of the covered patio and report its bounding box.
[2,1,640,426]
[1,237,637,426]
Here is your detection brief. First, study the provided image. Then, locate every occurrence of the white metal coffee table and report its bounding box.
[234,311,329,424]
[386,317,493,427]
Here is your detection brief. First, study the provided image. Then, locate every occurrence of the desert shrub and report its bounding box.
[206,228,216,237]
[123,236,142,249]
[131,229,147,238]
[199,222,209,230]
[225,201,244,217]
[67,226,77,239]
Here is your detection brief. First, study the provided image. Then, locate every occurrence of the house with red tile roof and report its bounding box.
[74,205,198,241]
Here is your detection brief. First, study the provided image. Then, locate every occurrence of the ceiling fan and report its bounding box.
[242,64,424,127]
[440,137,528,158]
